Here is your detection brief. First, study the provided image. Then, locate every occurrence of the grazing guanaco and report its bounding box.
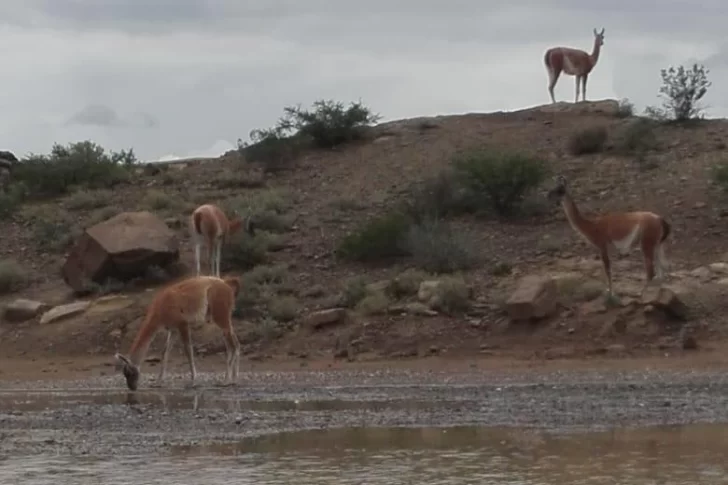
[544,28,605,104]
[190,203,255,277]
[547,175,671,298]
[114,275,242,391]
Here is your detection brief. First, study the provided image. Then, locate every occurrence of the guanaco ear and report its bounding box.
[600,28,605,36]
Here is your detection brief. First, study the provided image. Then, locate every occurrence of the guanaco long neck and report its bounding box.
[590,39,602,68]
[561,192,595,238]
[127,313,157,368]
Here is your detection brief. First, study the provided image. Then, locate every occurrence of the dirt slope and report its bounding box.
[2,99,728,368]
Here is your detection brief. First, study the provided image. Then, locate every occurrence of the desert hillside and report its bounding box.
[2,98,728,366]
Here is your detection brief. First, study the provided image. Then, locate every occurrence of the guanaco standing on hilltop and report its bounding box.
[190,203,255,277]
[547,175,671,299]
[544,28,605,103]
[115,275,242,391]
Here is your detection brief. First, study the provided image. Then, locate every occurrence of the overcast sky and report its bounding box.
[1,1,727,162]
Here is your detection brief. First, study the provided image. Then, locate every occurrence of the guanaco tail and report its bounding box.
[547,175,671,298]
[544,28,605,104]
[114,275,242,391]
[190,203,255,277]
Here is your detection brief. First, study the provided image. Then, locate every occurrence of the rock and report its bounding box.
[709,262,728,275]
[389,302,438,316]
[505,275,558,321]
[39,301,91,324]
[61,211,180,293]
[303,308,348,330]
[3,299,45,323]
[0,150,18,163]
[689,266,713,282]
[641,286,689,320]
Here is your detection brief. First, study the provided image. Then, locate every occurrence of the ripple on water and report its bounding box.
[1,424,727,484]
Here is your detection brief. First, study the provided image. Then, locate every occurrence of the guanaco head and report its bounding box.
[593,28,605,46]
[115,353,140,391]
[547,175,569,204]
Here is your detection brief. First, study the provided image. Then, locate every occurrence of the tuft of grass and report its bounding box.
[340,277,369,308]
[567,126,608,155]
[427,276,472,315]
[712,162,728,193]
[616,98,634,118]
[336,211,412,263]
[65,189,112,211]
[404,218,480,274]
[141,189,184,211]
[355,291,391,315]
[613,118,659,156]
[267,295,300,322]
[0,259,28,294]
[386,268,430,299]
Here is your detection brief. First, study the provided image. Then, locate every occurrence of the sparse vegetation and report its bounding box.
[267,295,300,322]
[239,99,380,170]
[355,290,391,315]
[337,211,412,263]
[65,189,113,211]
[404,219,480,273]
[0,259,28,294]
[712,162,728,193]
[616,98,635,118]
[613,118,659,156]
[11,141,135,198]
[427,276,472,315]
[567,126,608,155]
[451,148,549,217]
[386,268,430,299]
[645,63,711,122]
[141,189,184,211]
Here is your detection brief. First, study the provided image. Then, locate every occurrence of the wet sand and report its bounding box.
[2,354,728,457]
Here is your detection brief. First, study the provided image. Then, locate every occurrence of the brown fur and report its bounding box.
[190,203,254,277]
[548,176,670,297]
[114,275,242,391]
[545,28,605,103]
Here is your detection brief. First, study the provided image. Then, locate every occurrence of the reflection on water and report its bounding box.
[1,424,727,484]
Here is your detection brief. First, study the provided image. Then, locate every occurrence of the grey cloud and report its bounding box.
[67,104,159,130]
[67,104,124,127]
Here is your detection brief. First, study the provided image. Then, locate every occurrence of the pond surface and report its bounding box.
[1,423,726,484]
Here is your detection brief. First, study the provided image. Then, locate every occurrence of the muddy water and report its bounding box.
[2,424,727,484]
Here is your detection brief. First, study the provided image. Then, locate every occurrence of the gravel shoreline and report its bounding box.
[2,367,728,456]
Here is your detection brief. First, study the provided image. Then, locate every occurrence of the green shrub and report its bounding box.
[222,232,270,270]
[239,99,380,170]
[12,141,134,197]
[712,162,728,193]
[613,118,659,156]
[282,99,381,149]
[452,148,549,216]
[0,259,28,294]
[0,183,27,217]
[402,170,474,222]
[568,126,608,155]
[336,211,412,262]
[616,98,635,118]
[238,127,304,173]
[644,64,711,122]
[404,219,480,274]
